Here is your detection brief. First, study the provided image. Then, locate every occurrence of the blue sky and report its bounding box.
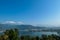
[0,0,60,26]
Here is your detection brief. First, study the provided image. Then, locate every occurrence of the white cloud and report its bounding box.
[2,21,24,25]
[4,21,16,24]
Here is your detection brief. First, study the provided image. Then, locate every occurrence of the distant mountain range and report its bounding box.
[0,24,46,30]
[0,24,60,31]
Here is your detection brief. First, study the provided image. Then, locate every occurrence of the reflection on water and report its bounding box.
[19,31,58,37]
[0,31,59,37]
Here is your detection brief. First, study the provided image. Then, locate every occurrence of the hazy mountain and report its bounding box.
[0,24,60,31]
[0,24,46,30]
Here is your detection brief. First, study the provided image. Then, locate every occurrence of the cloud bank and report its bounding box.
[2,21,24,25]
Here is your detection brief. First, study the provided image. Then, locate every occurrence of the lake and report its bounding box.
[0,31,59,37]
[19,31,59,37]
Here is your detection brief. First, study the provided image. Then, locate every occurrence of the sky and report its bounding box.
[0,0,60,26]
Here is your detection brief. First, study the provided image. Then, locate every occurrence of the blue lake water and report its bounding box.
[0,31,59,37]
[19,31,59,37]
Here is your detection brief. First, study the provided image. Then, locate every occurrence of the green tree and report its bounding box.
[4,29,19,40]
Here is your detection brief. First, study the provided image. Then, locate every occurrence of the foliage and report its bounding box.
[0,29,19,40]
[0,29,60,40]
